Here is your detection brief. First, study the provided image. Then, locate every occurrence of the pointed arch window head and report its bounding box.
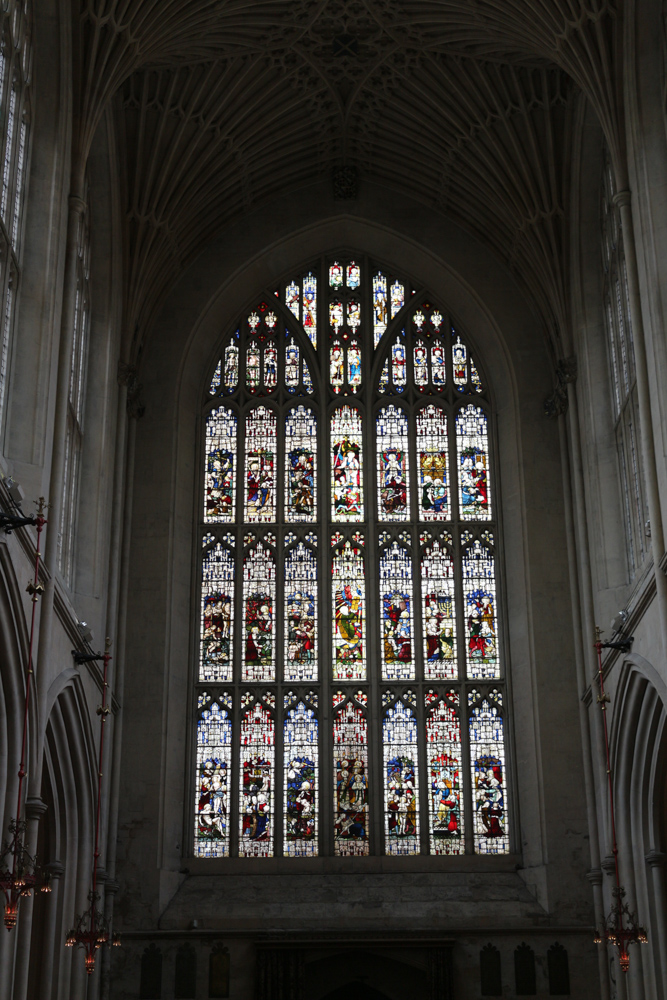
[196,254,511,859]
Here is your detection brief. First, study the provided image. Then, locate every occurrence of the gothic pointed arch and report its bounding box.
[193,253,511,858]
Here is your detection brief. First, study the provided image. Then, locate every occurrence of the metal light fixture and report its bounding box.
[0,498,51,928]
[65,638,121,973]
[65,890,120,973]
[593,622,648,972]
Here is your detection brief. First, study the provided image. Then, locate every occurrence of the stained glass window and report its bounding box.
[373,273,388,347]
[205,412,236,523]
[201,543,235,682]
[416,406,450,520]
[195,695,233,857]
[421,540,457,681]
[456,405,491,520]
[463,537,499,680]
[242,544,276,683]
[332,541,366,681]
[245,407,276,522]
[333,694,369,856]
[239,697,275,857]
[425,690,463,854]
[285,406,316,522]
[469,690,509,854]
[380,543,415,681]
[284,543,317,681]
[284,694,318,856]
[331,406,363,521]
[196,256,510,859]
[383,696,419,855]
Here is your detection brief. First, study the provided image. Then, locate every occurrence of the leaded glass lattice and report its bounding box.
[383,697,419,855]
[195,255,510,858]
[284,694,319,857]
[195,695,233,857]
[239,697,275,857]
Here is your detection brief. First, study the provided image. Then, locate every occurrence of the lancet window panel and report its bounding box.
[284,692,319,857]
[194,254,512,859]
[382,693,420,856]
[0,2,32,433]
[195,694,233,858]
[601,150,647,577]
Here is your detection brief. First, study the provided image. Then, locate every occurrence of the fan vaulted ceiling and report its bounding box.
[76,0,619,348]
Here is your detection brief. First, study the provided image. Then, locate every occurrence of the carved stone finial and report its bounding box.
[118,360,145,419]
[557,356,578,384]
[544,355,577,418]
[333,165,358,200]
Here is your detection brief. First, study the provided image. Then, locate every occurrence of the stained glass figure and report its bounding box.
[264,343,277,390]
[285,337,300,391]
[248,311,260,332]
[284,700,318,856]
[346,261,361,288]
[347,300,361,330]
[265,311,277,330]
[204,408,236,522]
[416,406,450,520]
[210,360,221,394]
[431,340,446,387]
[303,273,317,348]
[285,405,316,522]
[285,280,300,318]
[284,543,317,681]
[333,698,369,855]
[379,360,389,392]
[383,700,419,855]
[413,340,428,388]
[195,698,233,857]
[302,361,313,393]
[332,542,366,680]
[329,262,343,288]
[330,300,343,334]
[246,342,260,390]
[347,339,362,391]
[224,342,239,390]
[330,341,344,392]
[469,691,509,854]
[373,273,388,347]
[391,339,406,390]
[413,311,425,329]
[376,405,409,521]
[421,541,457,680]
[463,540,499,679]
[390,280,404,318]
[431,311,442,330]
[239,700,275,857]
[200,544,234,682]
[380,543,415,681]
[425,691,463,854]
[242,544,276,682]
[470,357,483,393]
[331,406,363,520]
[452,335,468,390]
[244,407,276,522]
[456,405,491,520]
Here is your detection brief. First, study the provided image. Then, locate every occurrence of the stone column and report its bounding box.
[646,851,667,999]
[11,796,48,1000]
[100,877,119,1000]
[38,860,66,1000]
[588,868,612,999]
